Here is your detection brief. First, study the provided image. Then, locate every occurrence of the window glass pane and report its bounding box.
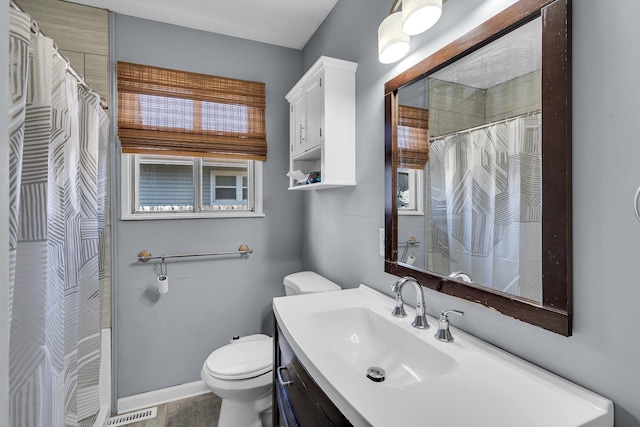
[201,102,248,133]
[202,171,211,206]
[202,159,250,211]
[215,188,237,199]
[138,159,194,211]
[398,170,410,208]
[139,94,193,130]
[216,175,237,187]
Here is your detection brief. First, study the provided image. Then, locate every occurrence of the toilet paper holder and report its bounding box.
[157,258,169,293]
[159,257,167,279]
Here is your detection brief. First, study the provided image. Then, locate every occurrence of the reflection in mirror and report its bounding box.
[397,168,423,213]
[397,17,543,302]
[385,0,572,336]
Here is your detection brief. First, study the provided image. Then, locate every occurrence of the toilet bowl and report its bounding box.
[200,271,341,427]
[201,334,273,427]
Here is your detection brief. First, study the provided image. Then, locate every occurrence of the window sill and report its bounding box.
[121,211,265,220]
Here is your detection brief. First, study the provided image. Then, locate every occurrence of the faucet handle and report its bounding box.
[435,309,464,342]
[391,293,407,317]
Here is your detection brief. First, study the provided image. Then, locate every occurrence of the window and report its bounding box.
[117,62,266,219]
[208,164,248,207]
[122,154,262,219]
[397,168,424,215]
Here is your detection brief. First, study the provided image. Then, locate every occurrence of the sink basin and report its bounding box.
[310,307,458,388]
[273,285,613,427]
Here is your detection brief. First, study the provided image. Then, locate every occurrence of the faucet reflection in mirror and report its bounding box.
[378,0,445,63]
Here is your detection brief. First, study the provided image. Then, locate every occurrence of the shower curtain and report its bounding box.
[428,113,542,302]
[8,8,109,426]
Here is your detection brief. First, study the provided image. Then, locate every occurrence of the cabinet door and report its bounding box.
[291,95,306,157]
[274,323,353,427]
[303,74,323,154]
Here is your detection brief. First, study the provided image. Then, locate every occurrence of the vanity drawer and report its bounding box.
[274,322,352,427]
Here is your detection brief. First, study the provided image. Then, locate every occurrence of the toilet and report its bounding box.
[200,271,342,427]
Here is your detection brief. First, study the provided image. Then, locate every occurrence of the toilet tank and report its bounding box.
[283,271,342,296]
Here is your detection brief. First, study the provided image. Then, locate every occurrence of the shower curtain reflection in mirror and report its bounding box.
[426,112,542,302]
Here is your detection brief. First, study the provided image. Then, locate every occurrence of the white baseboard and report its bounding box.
[117,381,211,414]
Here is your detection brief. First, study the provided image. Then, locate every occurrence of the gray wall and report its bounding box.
[113,15,304,397]
[111,0,640,423]
[302,0,640,425]
[1,2,10,425]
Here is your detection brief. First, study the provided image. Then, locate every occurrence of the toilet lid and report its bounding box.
[205,337,273,380]
[283,271,342,294]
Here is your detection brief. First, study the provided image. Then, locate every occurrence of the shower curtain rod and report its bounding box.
[429,110,541,142]
[9,0,108,110]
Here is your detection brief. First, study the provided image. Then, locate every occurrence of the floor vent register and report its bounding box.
[107,407,158,426]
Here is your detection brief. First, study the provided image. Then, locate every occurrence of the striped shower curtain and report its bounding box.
[8,8,109,427]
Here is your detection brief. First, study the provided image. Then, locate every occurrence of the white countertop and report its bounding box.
[273,285,613,427]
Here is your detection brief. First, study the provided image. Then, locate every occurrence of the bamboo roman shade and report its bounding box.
[117,62,267,160]
[398,105,429,169]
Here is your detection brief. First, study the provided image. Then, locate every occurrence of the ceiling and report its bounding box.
[65,0,340,50]
[431,17,541,89]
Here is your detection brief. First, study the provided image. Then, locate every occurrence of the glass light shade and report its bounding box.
[402,0,443,36]
[378,12,410,64]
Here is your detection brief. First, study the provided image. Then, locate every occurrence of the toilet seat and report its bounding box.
[205,336,273,380]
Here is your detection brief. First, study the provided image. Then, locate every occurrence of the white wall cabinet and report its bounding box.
[285,56,357,190]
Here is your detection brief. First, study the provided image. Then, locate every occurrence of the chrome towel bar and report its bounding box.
[137,245,253,262]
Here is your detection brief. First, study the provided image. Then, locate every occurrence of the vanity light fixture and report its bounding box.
[402,0,443,35]
[378,0,444,64]
[378,11,410,64]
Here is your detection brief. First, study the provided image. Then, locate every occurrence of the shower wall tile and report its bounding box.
[59,49,85,76]
[17,0,108,55]
[18,0,110,104]
[429,72,541,138]
[429,79,482,116]
[476,90,487,118]
[85,54,109,105]
[485,70,541,122]
[436,110,485,136]
[429,79,485,137]
[429,109,439,136]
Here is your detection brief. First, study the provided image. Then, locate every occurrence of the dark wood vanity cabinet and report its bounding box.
[273,319,353,427]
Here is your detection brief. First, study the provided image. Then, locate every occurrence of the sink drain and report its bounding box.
[366,366,385,382]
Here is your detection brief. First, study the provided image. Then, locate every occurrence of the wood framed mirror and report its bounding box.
[384,0,572,335]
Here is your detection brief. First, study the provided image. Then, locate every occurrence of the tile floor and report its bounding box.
[124,393,222,427]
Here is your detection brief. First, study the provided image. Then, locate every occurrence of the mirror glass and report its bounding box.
[385,0,571,335]
[397,18,542,302]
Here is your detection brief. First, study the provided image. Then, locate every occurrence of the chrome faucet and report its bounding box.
[390,276,429,329]
[434,309,464,342]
